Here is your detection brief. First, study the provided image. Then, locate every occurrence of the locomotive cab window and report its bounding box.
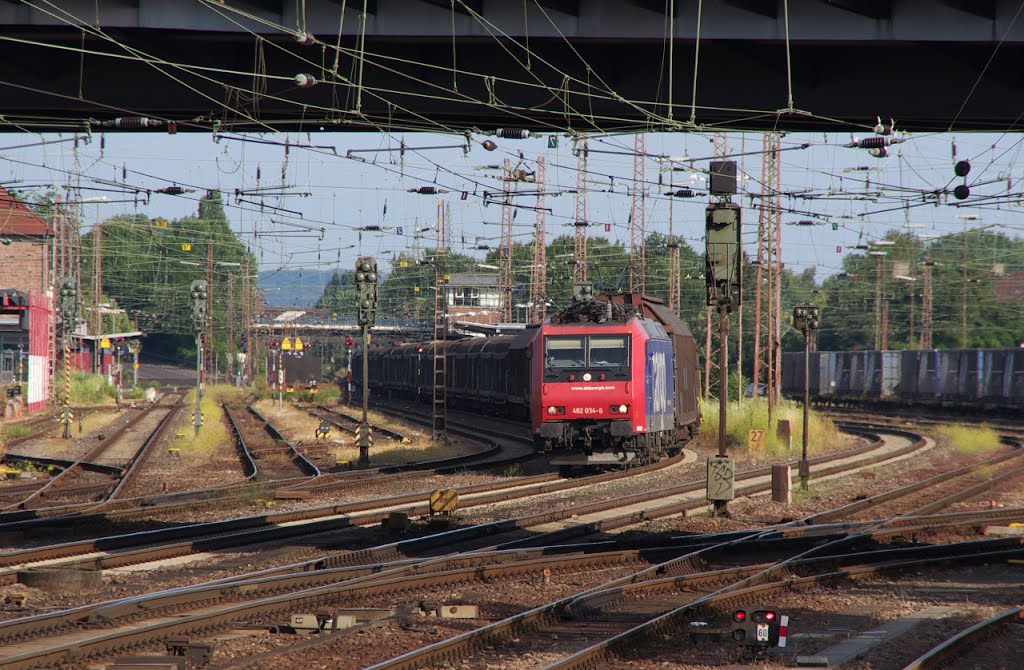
[545,334,630,380]
[545,336,585,369]
[589,336,628,369]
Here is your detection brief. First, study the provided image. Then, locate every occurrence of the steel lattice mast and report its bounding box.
[668,184,680,313]
[629,133,646,295]
[433,200,447,442]
[573,136,588,282]
[753,131,782,418]
[499,158,514,322]
[529,155,547,323]
[921,255,933,348]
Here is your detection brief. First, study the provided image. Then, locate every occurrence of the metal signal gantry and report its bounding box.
[354,256,379,465]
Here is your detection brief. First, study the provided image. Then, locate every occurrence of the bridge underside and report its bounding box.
[0,1,1022,133]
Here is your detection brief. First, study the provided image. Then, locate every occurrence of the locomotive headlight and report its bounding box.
[582,373,592,382]
[548,406,557,415]
[618,404,628,414]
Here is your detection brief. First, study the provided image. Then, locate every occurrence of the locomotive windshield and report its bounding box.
[589,336,629,368]
[545,336,586,369]
[545,335,629,371]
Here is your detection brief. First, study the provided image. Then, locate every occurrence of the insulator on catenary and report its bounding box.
[665,189,695,198]
[109,117,157,129]
[294,73,318,88]
[495,128,531,140]
[868,147,888,158]
[294,32,316,46]
[857,136,887,149]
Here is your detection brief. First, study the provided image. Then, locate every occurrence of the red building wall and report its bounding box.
[27,292,51,413]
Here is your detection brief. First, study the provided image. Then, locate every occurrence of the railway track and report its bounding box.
[1,504,1020,670]
[223,403,320,482]
[0,417,1015,667]
[0,396,183,518]
[0,421,931,577]
[0,428,999,667]
[900,606,1024,670]
[0,402,519,546]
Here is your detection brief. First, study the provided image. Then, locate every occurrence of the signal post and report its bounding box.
[355,257,378,466]
[58,277,77,439]
[704,161,741,516]
[189,280,208,435]
[793,304,820,489]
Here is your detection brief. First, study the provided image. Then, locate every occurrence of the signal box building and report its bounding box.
[0,187,54,415]
[446,273,502,325]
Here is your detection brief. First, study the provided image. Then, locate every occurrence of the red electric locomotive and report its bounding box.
[356,287,701,467]
[532,288,701,466]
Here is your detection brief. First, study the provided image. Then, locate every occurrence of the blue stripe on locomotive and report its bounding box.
[645,338,675,433]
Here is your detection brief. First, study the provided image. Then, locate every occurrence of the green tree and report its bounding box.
[80,191,257,361]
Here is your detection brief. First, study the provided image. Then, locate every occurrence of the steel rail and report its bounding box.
[0,398,174,513]
[229,403,320,479]
[0,423,901,580]
[900,606,1024,670]
[362,543,1024,670]
[310,403,408,442]
[801,439,1024,525]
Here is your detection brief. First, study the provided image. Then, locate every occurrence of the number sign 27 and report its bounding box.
[748,429,766,450]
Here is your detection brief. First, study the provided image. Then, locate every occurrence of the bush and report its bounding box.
[936,423,1001,456]
[701,397,839,456]
[70,373,116,405]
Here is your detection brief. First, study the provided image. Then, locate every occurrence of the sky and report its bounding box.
[2,127,1023,289]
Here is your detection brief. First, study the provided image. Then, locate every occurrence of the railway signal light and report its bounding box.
[355,257,378,327]
[792,304,820,333]
[344,336,354,347]
[705,203,742,307]
[731,607,782,649]
[189,280,208,334]
[58,276,78,328]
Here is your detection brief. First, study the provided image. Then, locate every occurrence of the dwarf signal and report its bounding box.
[731,606,783,652]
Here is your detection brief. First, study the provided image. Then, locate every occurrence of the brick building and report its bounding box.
[0,187,54,414]
[0,187,53,294]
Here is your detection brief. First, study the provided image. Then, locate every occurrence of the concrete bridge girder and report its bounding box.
[0,0,1022,131]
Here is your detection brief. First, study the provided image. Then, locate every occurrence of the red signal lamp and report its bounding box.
[732,610,746,622]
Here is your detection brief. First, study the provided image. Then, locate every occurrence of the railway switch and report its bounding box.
[165,636,212,666]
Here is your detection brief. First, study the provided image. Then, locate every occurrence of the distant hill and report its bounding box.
[258,268,337,308]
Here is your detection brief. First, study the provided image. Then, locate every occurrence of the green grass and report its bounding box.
[1,424,34,440]
[170,385,244,460]
[936,423,1002,456]
[700,397,840,456]
[69,373,116,405]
